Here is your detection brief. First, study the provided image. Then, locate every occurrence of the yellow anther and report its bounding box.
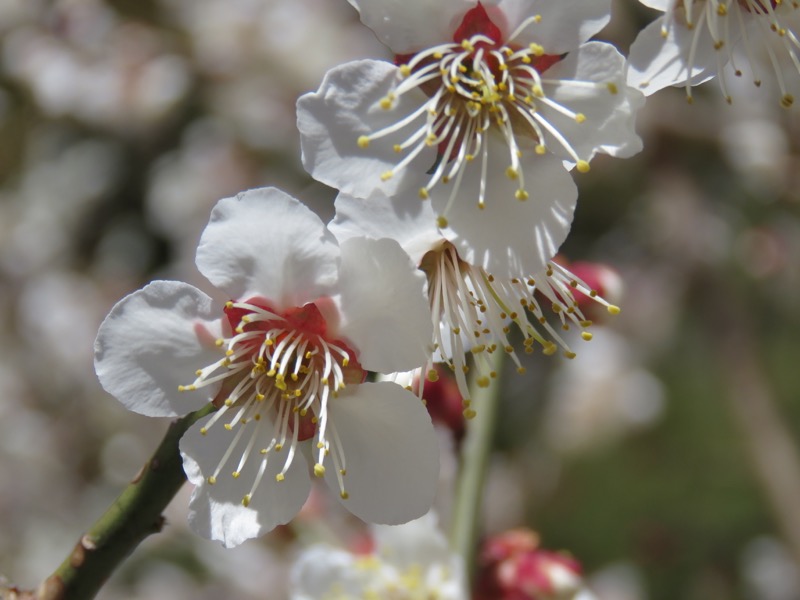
[575,113,586,123]
[393,144,402,153]
[606,82,618,94]
[380,171,394,181]
[379,95,394,110]
[207,476,217,485]
[463,408,477,420]
[178,385,186,392]
[581,332,593,341]
[357,136,370,148]
[517,366,527,375]
[225,301,234,308]
[419,188,429,200]
[529,42,544,56]
[542,343,558,356]
[242,494,251,507]
[564,351,577,359]
[781,94,794,109]
[275,473,285,482]
[477,376,490,388]
[436,215,448,228]
[576,160,590,173]
[232,471,240,479]
[505,166,518,179]
[427,369,439,382]
[607,304,621,315]
[399,64,411,77]
[532,85,544,97]
[223,423,232,431]
[275,443,283,451]
[515,189,529,201]
[214,338,224,346]
[535,144,546,155]
[314,463,326,478]
[340,468,347,476]
[340,490,350,500]
[224,398,234,407]
[534,14,542,23]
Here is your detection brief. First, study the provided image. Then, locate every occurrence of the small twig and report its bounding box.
[450,351,505,588]
[38,403,216,600]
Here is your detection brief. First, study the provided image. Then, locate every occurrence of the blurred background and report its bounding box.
[0,1,799,598]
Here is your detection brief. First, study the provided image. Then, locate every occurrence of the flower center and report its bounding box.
[179,299,365,506]
[357,4,614,216]
[420,243,619,414]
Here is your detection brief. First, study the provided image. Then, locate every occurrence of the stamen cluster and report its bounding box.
[179,299,363,506]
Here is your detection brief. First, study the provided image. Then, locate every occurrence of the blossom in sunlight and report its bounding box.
[628,0,800,107]
[297,0,643,228]
[330,190,619,418]
[290,512,465,600]
[94,188,438,547]
[476,529,597,600]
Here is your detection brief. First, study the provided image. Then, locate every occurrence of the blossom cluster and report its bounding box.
[87,0,799,596]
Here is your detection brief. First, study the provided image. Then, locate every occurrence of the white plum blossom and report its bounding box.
[330,189,619,416]
[94,187,438,547]
[290,512,466,600]
[628,0,800,107]
[297,0,643,228]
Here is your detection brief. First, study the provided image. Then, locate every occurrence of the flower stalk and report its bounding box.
[38,403,216,600]
[450,349,505,589]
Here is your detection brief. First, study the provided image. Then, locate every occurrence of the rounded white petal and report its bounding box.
[94,280,222,417]
[196,187,339,308]
[297,60,435,200]
[330,191,442,265]
[334,237,432,373]
[290,545,366,599]
[498,0,612,51]
[324,382,438,524]
[627,16,719,95]
[431,140,577,278]
[348,0,473,53]
[542,41,645,160]
[181,416,311,547]
[373,512,451,570]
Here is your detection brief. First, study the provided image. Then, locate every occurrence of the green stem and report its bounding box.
[38,403,216,600]
[450,350,505,588]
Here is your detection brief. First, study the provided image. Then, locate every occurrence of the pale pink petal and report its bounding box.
[94,280,222,417]
[542,42,645,160]
[430,140,577,279]
[348,0,474,53]
[498,0,612,51]
[297,60,434,200]
[324,382,438,524]
[181,416,311,548]
[196,187,339,309]
[334,237,432,373]
[330,191,442,265]
[627,15,719,95]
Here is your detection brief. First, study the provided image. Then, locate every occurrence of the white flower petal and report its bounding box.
[94,280,222,417]
[639,0,669,10]
[196,187,339,308]
[297,60,434,200]
[347,0,474,53]
[330,191,442,265]
[324,382,438,524]
[543,41,645,160]
[373,512,451,571]
[498,0,612,51]
[334,237,432,373]
[627,15,719,95]
[290,545,365,599]
[181,416,311,548]
[431,139,577,279]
